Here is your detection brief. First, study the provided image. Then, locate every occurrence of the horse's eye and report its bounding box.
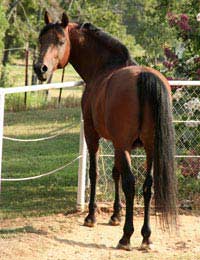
[58,40,65,46]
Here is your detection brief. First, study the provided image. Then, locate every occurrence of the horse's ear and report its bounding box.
[44,11,52,24]
[61,12,69,28]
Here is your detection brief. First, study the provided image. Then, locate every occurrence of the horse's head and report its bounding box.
[34,11,70,81]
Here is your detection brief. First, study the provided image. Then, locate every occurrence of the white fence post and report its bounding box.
[0,89,5,192]
[76,114,87,211]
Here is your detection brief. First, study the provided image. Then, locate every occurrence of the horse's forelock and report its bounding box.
[39,23,65,39]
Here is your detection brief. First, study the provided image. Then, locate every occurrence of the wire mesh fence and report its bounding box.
[91,85,200,211]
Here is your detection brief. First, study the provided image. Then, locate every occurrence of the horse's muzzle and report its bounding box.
[34,63,48,82]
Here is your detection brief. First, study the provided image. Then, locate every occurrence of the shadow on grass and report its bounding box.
[4,101,81,125]
[0,180,77,219]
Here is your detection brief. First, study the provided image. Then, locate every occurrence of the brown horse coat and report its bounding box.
[34,12,177,250]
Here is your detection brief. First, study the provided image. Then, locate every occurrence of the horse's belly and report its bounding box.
[93,111,111,140]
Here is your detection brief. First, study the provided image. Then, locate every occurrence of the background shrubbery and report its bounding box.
[1,0,200,86]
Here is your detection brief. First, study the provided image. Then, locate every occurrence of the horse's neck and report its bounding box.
[68,25,110,83]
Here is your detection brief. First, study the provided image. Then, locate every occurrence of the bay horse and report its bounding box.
[34,12,177,250]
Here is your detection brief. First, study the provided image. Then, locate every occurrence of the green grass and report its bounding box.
[0,104,82,219]
[5,86,83,111]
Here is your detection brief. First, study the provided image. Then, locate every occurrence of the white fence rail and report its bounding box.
[0,80,199,211]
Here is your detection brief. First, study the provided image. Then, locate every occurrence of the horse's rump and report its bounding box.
[100,66,167,148]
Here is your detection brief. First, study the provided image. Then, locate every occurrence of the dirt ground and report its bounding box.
[0,211,200,260]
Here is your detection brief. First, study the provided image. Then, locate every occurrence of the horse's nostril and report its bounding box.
[41,65,48,73]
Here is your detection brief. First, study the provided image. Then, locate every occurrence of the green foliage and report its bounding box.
[2,0,48,49]
[1,0,144,67]
[177,173,200,204]
[87,0,176,60]
[0,3,8,56]
[162,6,200,79]
[1,1,199,74]
[0,65,10,87]
[69,0,143,56]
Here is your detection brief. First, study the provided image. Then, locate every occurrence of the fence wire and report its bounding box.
[90,85,200,211]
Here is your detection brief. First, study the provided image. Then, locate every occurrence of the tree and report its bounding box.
[0,1,51,85]
[0,1,9,86]
[116,0,178,61]
[0,2,8,59]
[67,0,143,56]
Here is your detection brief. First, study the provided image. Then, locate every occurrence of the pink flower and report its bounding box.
[163,61,174,70]
[178,20,191,31]
[180,14,189,22]
[167,12,178,27]
[194,57,200,63]
[164,47,177,61]
[196,68,200,75]
[167,12,191,31]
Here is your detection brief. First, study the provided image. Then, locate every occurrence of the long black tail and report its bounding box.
[137,71,177,229]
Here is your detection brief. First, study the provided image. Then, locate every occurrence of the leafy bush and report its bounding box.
[177,173,200,210]
[162,12,200,80]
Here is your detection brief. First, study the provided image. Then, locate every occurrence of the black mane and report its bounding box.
[79,23,138,67]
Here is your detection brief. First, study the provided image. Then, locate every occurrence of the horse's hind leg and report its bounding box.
[141,150,153,249]
[109,166,122,226]
[115,149,135,251]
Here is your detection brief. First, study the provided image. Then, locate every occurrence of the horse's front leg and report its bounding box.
[84,126,99,227]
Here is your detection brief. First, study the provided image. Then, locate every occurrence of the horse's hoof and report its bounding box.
[139,242,154,251]
[84,221,95,227]
[117,242,132,251]
[109,218,121,226]
[84,218,96,227]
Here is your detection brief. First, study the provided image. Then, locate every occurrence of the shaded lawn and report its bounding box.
[0,105,81,219]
